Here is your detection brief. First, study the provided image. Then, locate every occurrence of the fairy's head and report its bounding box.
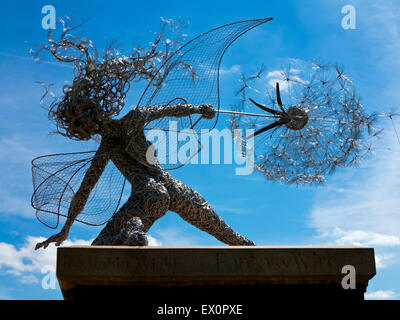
[35,17,193,140]
[48,56,129,140]
[35,18,171,141]
[35,20,131,140]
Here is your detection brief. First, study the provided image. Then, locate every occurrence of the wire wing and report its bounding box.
[137,18,273,169]
[31,151,126,228]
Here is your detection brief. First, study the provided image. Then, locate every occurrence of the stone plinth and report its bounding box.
[57,246,375,301]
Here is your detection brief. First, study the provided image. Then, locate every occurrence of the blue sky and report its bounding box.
[0,0,400,300]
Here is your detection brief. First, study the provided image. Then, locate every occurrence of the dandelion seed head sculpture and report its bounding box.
[230,61,378,184]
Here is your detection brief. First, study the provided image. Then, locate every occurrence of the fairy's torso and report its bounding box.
[100,108,169,186]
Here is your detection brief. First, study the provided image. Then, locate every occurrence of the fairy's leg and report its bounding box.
[166,177,255,246]
[91,178,170,246]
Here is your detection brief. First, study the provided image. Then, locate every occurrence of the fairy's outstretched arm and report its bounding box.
[122,104,216,127]
[141,103,216,122]
[35,143,110,250]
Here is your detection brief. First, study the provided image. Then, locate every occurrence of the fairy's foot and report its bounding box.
[119,217,148,246]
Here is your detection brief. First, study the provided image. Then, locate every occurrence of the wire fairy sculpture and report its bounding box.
[32,17,273,249]
[31,17,382,250]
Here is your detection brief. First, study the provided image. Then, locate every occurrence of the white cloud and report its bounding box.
[265,70,282,79]
[19,274,40,284]
[315,228,398,269]
[151,227,199,246]
[308,120,400,272]
[318,227,400,247]
[265,70,289,91]
[309,121,400,236]
[147,235,162,246]
[0,233,162,287]
[308,121,400,273]
[359,1,400,70]
[375,253,396,269]
[219,64,241,75]
[289,68,301,75]
[0,134,37,164]
[365,290,399,300]
[265,68,307,92]
[0,236,91,284]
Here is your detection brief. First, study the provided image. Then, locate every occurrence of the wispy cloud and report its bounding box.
[150,227,199,246]
[358,0,400,70]
[309,121,400,235]
[0,288,13,300]
[0,52,73,69]
[0,134,53,219]
[375,253,396,269]
[365,290,399,300]
[219,64,241,75]
[212,204,248,215]
[265,69,307,91]
[0,188,33,218]
[308,121,400,272]
[0,134,39,165]
[147,235,162,246]
[317,227,400,247]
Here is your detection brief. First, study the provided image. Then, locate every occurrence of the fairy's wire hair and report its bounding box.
[32,16,191,140]
[230,61,380,184]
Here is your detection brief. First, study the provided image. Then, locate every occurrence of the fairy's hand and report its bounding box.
[35,230,68,250]
[200,104,216,119]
